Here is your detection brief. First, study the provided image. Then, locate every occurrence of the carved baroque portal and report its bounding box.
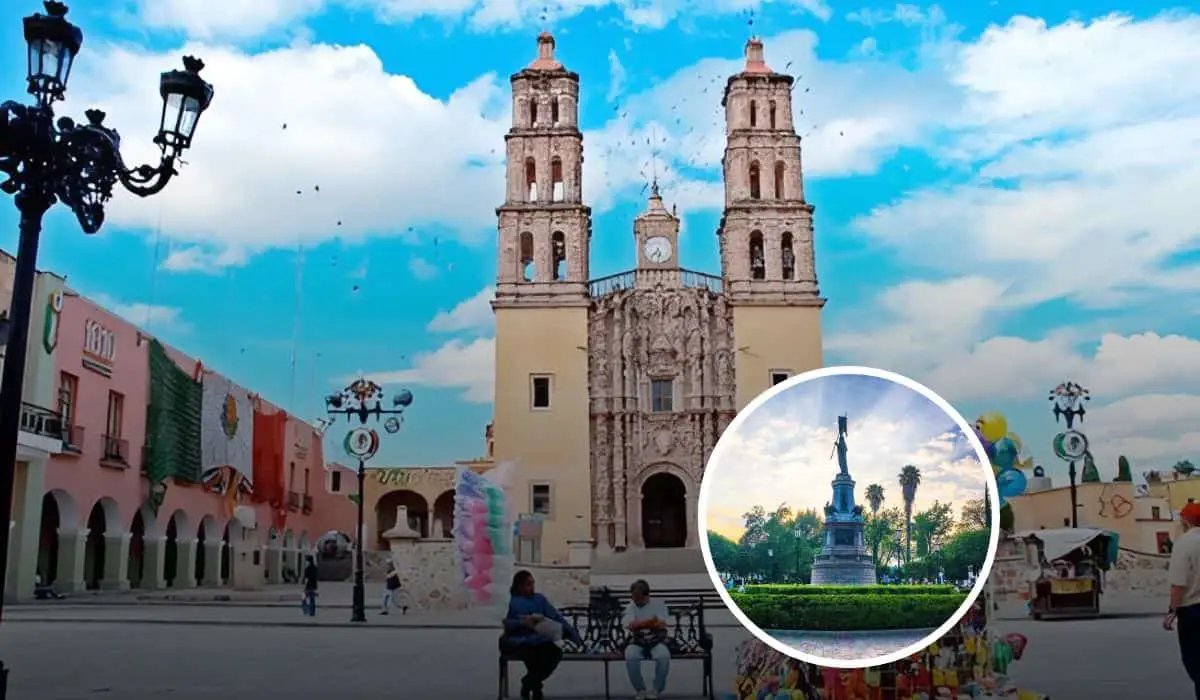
[587,284,735,550]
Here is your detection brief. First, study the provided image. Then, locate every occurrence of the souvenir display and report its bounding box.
[726,595,1048,700]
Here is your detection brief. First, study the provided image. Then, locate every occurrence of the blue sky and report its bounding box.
[704,372,986,539]
[2,1,1198,477]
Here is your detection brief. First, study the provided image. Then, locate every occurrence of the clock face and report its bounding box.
[643,236,673,264]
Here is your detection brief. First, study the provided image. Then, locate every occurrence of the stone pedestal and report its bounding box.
[55,529,87,593]
[101,533,131,591]
[567,539,594,567]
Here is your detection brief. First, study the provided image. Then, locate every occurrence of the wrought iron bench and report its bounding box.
[497,595,715,700]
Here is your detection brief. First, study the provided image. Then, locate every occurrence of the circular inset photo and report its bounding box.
[700,366,1000,668]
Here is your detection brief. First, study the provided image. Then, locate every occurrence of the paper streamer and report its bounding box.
[453,466,515,610]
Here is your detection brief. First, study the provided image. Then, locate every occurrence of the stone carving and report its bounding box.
[589,284,734,552]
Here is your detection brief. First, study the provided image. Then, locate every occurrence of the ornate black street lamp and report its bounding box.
[325,378,413,623]
[0,2,211,690]
[1049,381,1090,528]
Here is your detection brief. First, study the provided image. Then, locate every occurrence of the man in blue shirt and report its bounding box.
[502,570,580,700]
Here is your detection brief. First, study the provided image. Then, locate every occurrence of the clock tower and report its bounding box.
[634,182,681,287]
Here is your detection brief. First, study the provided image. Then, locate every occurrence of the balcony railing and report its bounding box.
[62,425,84,453]
[20,402,64,440]
[302,494,313,514]
[287,491,300,512]
[100,434,130,467]
[588,268,723,297]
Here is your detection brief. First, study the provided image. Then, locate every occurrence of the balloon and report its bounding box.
[992,437,1019,470]
[996,468,1027,499]
[976,411,1008,443]
[1007,433,1025,457]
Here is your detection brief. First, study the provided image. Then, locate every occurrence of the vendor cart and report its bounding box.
[1018,527,1117,620]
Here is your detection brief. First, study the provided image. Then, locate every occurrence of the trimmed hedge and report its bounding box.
[742,584,957,596]
[730,593,969,631]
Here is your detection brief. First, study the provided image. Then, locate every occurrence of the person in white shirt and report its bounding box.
[622,579,671,700]
[1166,502,1200,699]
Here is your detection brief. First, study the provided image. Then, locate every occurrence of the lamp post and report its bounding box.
[0,2,211,691]
[793,522,804,582]
[1048,381,1090,529]
[766,547,774,583]
[324,377,413,623]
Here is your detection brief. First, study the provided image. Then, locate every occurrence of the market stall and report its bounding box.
[727,593,1048,699]
[1016,528,1117,620]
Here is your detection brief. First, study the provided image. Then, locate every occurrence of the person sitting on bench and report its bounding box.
[623,579,671,700]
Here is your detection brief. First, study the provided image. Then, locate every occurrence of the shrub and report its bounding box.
[730,593,969,631]
[741,584,957,596]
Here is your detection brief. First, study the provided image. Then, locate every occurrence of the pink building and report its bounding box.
[38,291,354,593]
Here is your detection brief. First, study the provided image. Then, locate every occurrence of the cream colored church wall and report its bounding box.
[732,305,823,410]
[492,305,592,564]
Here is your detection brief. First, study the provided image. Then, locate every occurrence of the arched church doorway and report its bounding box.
[641,473,687,548]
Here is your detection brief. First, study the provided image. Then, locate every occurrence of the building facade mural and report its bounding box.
[490,34,825,565]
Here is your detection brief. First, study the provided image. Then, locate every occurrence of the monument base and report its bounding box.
[810,550,877,585]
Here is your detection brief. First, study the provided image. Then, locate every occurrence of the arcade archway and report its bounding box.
[432,490,455,538]
[641,472,688,549]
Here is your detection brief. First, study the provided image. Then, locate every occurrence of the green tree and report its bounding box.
[911,502,955,558]
[1175,460,1197,477]
[864,507,903,571]
[865,484,885,514]
[707,531,740,574]
[1081,451,1101,483]
[940,528,990,581]
[898,465,922,563]
[958,498,988,532]
[1115,455,1133,482]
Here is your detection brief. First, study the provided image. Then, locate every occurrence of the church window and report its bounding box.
[749,231,765,280]
[551,98,559,125]
[774,161,785,199]
[769,101,777,129]
[781,232,795,280]
[749,161,761,200]
[531,483,553,517]
[551,231,566,280]
[650,379,674,413]
[749,100,757,127]
[525,158,538,201]
[519,232,535,281]
[529,99,538,126]
[770,370,791,386]
[551,157,564,202]
[531,374,552,410]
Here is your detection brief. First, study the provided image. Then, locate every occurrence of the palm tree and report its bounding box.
[898,465,922,563]
[866,484,885,514]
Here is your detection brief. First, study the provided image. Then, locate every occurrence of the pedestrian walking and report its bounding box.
[301,555,319,617]
[1166,502,1200,698]
[381,561,408,615]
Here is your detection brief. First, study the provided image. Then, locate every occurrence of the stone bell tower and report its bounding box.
[719,37,825,408]
[492,33,593,565]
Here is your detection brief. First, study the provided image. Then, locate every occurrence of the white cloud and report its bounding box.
[135,0,831,39]
[61,42,510,260]
[426,287,494,333]
[160,245,248,273]
[87,293,189,332]
[368,336,494,403]
[606,49,626,104]
[408,257,439,281]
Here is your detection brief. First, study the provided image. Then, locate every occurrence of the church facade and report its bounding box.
[490,33,826,565]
